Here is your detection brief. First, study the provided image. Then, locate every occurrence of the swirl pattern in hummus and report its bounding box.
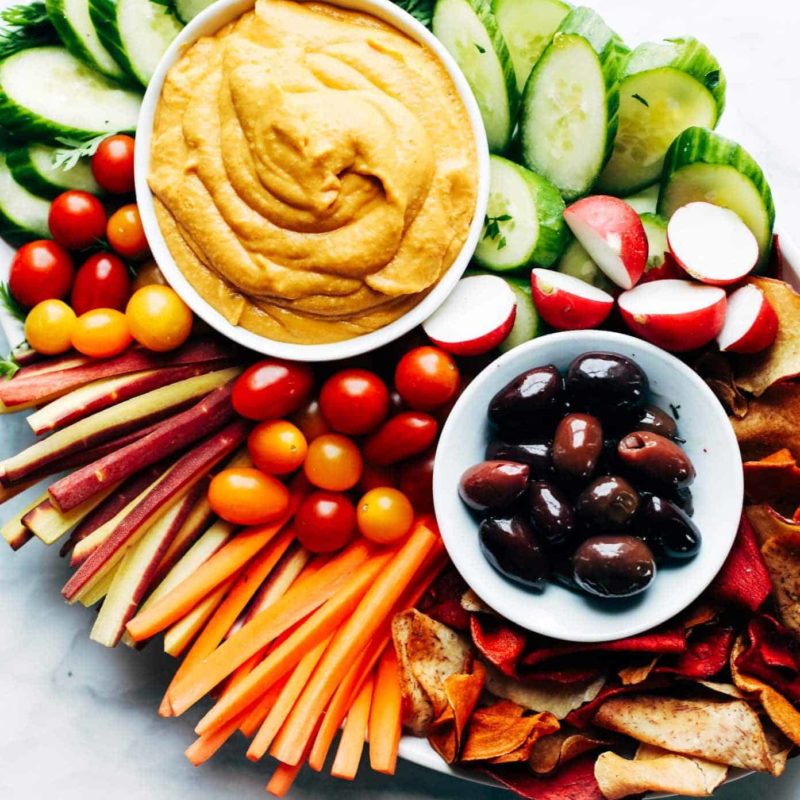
[149,0,478,344]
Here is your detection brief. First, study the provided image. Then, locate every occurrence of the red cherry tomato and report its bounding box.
[398,448,436,513]
[294,491,357,553]
[91,134,135,194]
[356,462,398,494]
[319,368,390,435]
[8,240,74,308]
[48,190,107,250]
[363,412,438,466]
[106,204,149,259]
[232,359,315,421]
[70,252,131,315]
[394,346,460,411]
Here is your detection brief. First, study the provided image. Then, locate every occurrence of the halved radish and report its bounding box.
[531,269,614,331]
[563,196,648,290]
[618,279,727,352]
[668,202,759,285]
[423,275,516,356]
[717,284,778,353]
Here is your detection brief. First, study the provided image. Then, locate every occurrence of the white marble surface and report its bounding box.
[3,0,800,797]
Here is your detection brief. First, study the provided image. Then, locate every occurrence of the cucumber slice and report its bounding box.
[0,155,52,247]
[625,183,659,214]
[499,275,541,352]
[89,0,182,87]
[640,213,668,270]
[432,0,518,153]
[474,154,566,272]
[45,0,127,82]
[173,0,215,23]
[519,8,628,201]
[556,238,617,294]
[658,127,775,269]
[6,143,101,199]
[598,38,725,196]
[492,0,569,90]
[0,46,141,139]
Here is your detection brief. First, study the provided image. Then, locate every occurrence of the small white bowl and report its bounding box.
[133,0,489,362]
[433,330,744,643]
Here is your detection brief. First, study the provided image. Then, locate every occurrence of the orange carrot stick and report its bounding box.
[307,548,447,771]
[270,523,441,766]
[167,540,374,716]
[195,550,393,735]
[238,673,290,739]
[127,509,296,642]
[247,635,332,761]
[331,673,374,780]
[184,703,253,766]
[266,761,303,797]
[368,648,402,775]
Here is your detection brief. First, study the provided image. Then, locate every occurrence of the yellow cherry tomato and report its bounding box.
[25,299,77,355]
[126,285,193,352]
[356,487,414,545]
[71,308,132,358]
[248,420,308,475]
[106,203,149,259]
[303,433,363,491]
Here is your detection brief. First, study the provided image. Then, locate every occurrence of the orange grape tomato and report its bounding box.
[356,487,414,545]
[248,420,308,475]
[303,433,363,491]
[24,299,77,355]
[208,467,290,526]
[126,285,193,352]
[394,346,460,411]
[294,491,356,553]
[107,203,149,259]
[71,308,132,358]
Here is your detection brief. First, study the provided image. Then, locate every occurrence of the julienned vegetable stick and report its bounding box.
[247,635,333,760]
[194,550,393,735]
[239,673,291,739]
[368,649,403,775]
[331,674,374,781]
[306,549,447,772]
[162,529,295,699]
[126,509,297,643]
[185,704,256,767]
[270,523,440,766]
[267,759,304,798]
[166,540,374,715]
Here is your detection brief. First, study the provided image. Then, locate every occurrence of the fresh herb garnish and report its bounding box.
[390,0,435,27]
[0,354,20,380]
[669,403,681,420]
[631,93,649,108]
[0,282,25,324]
[475,43,486,54]
[704,69,721,92]
[52,133,112,171]
[483,213,512,251]
[0,2,58,60]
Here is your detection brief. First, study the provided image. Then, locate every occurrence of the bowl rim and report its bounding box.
[133,0,490,362]
[432,329,745,643]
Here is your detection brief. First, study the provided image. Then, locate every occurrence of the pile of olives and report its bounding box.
[458,352,701,600]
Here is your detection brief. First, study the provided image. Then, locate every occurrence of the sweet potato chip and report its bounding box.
[760,533,800,637]
[732,383,800,460]
[392,609,472,735]
[743,449,800,514]
[694,351,749,418]
[485,753,604,800]
[746,502,800,545]
[485,664,606,720]
[594,745,728,799]
[618,659,658,685]
[736,277,800,396]
[693,680,744,700]
[470,614,527,676]
[529,730,609,775]
[709,514,773,611]
[655,626,735,679]
[594,695,776,772]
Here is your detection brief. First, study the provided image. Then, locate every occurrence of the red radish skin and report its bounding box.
[423,275,516,356]
[668,202,759,286]
[531,269,614,330]
[717,284,779,354]
[564,196,648,290]
[640,254,683,283]
[618,280,727,352]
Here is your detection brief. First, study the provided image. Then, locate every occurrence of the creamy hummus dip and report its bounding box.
[149,0,478,344]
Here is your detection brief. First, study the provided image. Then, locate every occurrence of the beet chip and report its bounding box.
[736,616,800,703]
[656,626,735,680]
[419,568,471,632]
[484,753,604,800]
[470,614,527,676]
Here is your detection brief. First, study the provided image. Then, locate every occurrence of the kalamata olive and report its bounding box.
[459,461,530,511]
[634,404,678,439]
[479,516,550,590]
[488,366,564,432]
[672,486,694,516]
[576,475,640,529]
[486,439,552,478]
[618,431,695,488]
[528,480,577,546]
[566,353,648,415]
[552,413,603,479]
[639,496,702,560]
[573,535,656,598]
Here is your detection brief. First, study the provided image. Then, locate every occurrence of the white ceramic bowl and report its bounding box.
[133,0,489,362]
[433,330,744,643]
